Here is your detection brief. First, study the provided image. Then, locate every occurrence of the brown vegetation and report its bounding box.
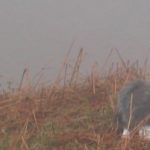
[0,49,150,150]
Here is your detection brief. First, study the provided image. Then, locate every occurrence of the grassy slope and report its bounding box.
[0,61,150,150]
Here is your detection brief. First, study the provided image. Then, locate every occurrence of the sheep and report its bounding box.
[115,80,150,139]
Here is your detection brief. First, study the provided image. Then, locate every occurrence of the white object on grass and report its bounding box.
[122,129,130,138]
[139,126,150,140]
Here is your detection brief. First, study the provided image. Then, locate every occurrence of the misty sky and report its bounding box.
[0,0,150,87]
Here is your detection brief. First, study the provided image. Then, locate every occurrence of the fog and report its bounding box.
[0,0,150,87]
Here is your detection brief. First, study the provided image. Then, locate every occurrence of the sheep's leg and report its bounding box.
[122,129,130,138]
[139,126,150,140]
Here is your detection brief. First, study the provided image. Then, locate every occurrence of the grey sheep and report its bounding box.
[116,80,150,139]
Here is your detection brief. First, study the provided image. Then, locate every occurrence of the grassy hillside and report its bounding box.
[0,50,150,150]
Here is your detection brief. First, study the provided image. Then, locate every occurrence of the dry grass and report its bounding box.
[0,50,150,150]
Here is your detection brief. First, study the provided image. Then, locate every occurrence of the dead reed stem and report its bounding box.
[91,63,97,95]
[70,48,84,86]
[127,93,133,130]
[21,136,29,150]
[32,110,39,131]
[19,68,27,90]
[56,39,75,84]
[101,48,113,71]
[115,48,127,71]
